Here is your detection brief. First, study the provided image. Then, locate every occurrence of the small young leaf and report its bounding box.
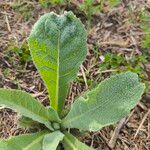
[0,130,48,150]
[0,89,60,130]
[62,72,145,131]
[28,11,87,114]
[63,132,93,150]
[43,131,64,150]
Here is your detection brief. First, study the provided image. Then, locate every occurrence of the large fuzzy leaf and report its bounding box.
[62,72,145,131]
[0,130,48,150]
[43,131,64,150]
[0,89,60,130]
[28,11,87,114]
[63,132,93,150]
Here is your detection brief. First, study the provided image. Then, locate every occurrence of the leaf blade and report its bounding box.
[28,11,87,114]
[0,131,48,150]
[0,89,60,130]
[62,72,145,131]
[63,132,93,150]
[43,131,64,150]
[18,116,40,129]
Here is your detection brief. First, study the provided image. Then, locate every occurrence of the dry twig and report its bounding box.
[134,109,150,139]
[108,117,126,149]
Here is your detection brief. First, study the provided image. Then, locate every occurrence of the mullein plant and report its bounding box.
[0,11,145,150]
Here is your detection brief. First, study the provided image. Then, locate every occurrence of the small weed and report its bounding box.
[140,10,150,49]
[3,68,11,78]
[79,0,102,16]
[7,40,31,64]
[142,34,150,49]
[79,0,103,29]
[12,1,33,21]
[39,0,66,7]
[99,53,147,77]
[79,0,121,29]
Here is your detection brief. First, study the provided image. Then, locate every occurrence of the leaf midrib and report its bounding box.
[64,136,78,150]
[55,31,61,112]
[23,133,45,150]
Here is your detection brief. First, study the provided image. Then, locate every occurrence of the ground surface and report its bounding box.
[0,0,150,149]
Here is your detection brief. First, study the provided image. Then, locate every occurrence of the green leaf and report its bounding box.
[0,89,60,130]
[28,11,87,114]
[43,131,64,150]
[63,132,93,150]
[62,72,145,131]
[0,130,48,150]
[18,116,41,129]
